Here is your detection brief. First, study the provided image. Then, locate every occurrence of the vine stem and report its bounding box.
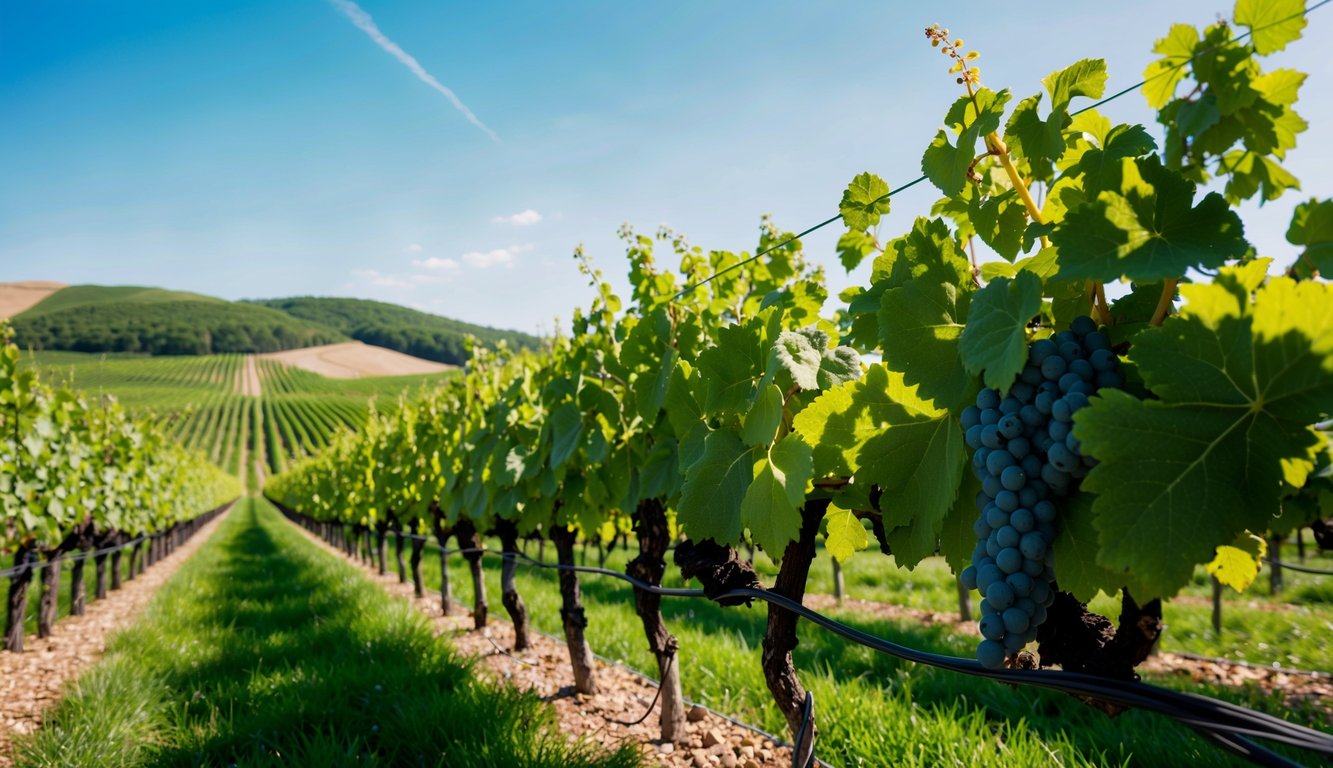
[1150,279,1179,326]
[988,133,1050,251]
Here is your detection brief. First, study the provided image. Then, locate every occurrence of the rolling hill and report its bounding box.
[3,283,538,364]
[246,296,539,366]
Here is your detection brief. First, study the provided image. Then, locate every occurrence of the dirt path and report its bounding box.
[287,523,791,768]
[0,508,233,765]
[236,355,261,397]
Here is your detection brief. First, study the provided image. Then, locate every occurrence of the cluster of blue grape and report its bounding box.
[958,315,1123,669]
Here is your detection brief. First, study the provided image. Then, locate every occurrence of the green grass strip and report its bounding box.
[13,499,640,768]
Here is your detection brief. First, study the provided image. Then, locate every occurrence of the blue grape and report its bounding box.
[977,389,1000,410]
[1002,607,1030,634]
[979,613,1005,641]
[997,414,1024,439]
[977,639,1007,669]
[996,525,1020,549]
[1070,315,1097,336]
[996,547,1022,574]
[986,581,1015,610]
[960,565,978,590]
[1010,508,1034,532]
[1040,355,1067,381]
[1000,466,1026,492]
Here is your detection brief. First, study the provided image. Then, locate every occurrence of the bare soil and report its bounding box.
[0,509,231,765]
[0,282,65,320]
[259,341,453,379]
[236,354,262,397]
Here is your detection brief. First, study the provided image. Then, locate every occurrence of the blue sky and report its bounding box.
[2,1,1329,334]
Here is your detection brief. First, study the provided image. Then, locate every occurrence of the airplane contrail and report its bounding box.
[328,0,501,143]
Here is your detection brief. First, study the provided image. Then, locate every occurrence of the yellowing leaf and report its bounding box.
[824,503,867,563]
[1205,533,1268,592]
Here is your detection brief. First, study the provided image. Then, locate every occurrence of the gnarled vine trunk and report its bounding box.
[70,550,87,616]
[551,525,598,695]
[454,519,487,628]
[37,551,61,638]
[410,535,426,598]
[627,498,685,742]
[5,547,35,652]
[431,513,453,616]
[395,527,407,583]
[375,522,389,576]
[495,518,531,651]
[762,498,828,765]
[110,546,124,591]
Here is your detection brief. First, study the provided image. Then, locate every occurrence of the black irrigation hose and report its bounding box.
[667,0,1331,300]
[334,529,1332,765]
[1266,558,1333,576]
[0,500,239,578]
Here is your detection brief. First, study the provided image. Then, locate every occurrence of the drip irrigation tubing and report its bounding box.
[668,0,1331,301]
[307,524,1332,766]
[1266,558,1333,576]
[0,499,239,579]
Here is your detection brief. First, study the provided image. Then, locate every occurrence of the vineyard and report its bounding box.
[4,1,1333,767]
[25,351,456,481]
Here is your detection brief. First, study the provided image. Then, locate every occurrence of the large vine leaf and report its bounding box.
[678,429,751,546]
[1052,156,1248,282]
[1074,272,1333,597]
[1235,0,1307,55]
[742,435,813,557]
[549,404,583,469]
[878,279,972,410]
[958,271,1042,392]
[696,322,766,416]
[794,364,964,566]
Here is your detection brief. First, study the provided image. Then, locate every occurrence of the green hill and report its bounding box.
[247,296,539,366]
[12,285,343,355]
[18,284,226,317]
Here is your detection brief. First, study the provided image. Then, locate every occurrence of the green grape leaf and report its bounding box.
[697,322,765,416]
[837,230,879,272]
[678,429,752,546]
[742,384,784,447]
[1221,150,1300,204]
[1075,273,1333,597]
[970,190,1028,261]
[743,435,813,557]
[664,361,702,436]
[840,172,892,232]
[1052,156,1248,282]
[1003,94,1064,184]
[958,271,1042,392]
[794,364,964,566]
[1075,124,1158,196]
[922,89,1011,198]
[878,279,971,410]
[1042,58,1108,107]
[1143,24,1199,109]
[1205,532,1268,592]
[1051,492,1141,601]
[824,503,867,563]
[817,346,862,389]
[938,468,981,574]
[1235,0,1307,55]
[549,404,583,469]
[773,328,826,391]
[1286,198,1333,277]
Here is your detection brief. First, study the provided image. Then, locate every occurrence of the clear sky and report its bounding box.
[2,1,1329,334]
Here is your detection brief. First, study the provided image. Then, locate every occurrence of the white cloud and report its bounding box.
[351,268,411,288]
[492,209,542,226]
[328,0,500,143]
[405,242,423,253]
[412,256,460,270]
[461,243,532,269]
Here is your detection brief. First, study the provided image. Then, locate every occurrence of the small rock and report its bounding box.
[691,748,711,767]
[743,761,760,768]
[740,745,755,759]
[739,737,756,748]
[719,755,738,768]
[701,728,725,748]
[687,704,708,722]
[658,742,675,754]
[759,749,773,761]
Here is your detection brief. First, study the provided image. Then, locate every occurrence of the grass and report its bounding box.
[13,498,640,768]
[383,532,1330,767]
